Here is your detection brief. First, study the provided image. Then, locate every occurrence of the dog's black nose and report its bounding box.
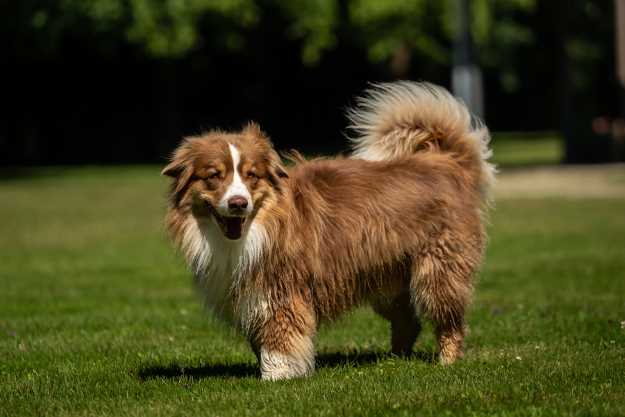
[227,196,248,210]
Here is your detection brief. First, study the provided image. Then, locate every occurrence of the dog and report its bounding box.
[162,81,495,380]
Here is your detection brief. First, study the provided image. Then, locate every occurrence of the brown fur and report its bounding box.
[162,82,494,379]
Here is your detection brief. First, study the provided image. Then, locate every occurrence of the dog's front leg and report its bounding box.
[249,303,316,381]
[258,335,314,380]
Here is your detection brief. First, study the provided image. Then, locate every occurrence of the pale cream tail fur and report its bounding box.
[348,81,496,198]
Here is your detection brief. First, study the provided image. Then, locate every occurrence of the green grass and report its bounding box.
[491,132,563,167]
[1,165,624,417]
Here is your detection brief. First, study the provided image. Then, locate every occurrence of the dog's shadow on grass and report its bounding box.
[137,349,435,381]
[138,362,258,380]
[317,349,435,368]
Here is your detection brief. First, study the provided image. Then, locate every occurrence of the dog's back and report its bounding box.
[281,153,484,318]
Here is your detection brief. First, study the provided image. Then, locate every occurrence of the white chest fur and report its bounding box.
[180,216,267,323]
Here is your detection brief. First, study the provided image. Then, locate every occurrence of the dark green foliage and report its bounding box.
[2,1,618,165]
[2,0,541,65]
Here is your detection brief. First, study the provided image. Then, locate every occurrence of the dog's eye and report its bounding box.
[208,171,221,179]
[247,171,259,180]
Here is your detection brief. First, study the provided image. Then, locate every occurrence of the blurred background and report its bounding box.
[2,0,624,166]
[2,3,625,413]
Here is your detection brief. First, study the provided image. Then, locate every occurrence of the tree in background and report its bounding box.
[7,0,258,57]
[4,0,538,79]
[1,0,620,163]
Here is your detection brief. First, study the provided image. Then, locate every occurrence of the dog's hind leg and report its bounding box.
[372,291,422,356]
[410,252,475,365]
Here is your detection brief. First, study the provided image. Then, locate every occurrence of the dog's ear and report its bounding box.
[162,144,194,194]
[242,121,263,138]
[242,122,289,181]
[241,122,288,184]
[267,149,289,191]
[161,160,183,177]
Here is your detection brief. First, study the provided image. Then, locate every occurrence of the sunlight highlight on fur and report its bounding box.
[348,81,496,198]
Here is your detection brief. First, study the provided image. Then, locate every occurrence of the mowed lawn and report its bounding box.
[1,162,625,417]
[491,132,563,167]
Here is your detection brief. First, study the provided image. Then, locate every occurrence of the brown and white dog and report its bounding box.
[162,82,495,380]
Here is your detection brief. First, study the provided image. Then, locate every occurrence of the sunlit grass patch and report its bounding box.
[0,166,624,417]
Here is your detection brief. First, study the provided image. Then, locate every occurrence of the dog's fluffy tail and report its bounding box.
[348,81,495,198]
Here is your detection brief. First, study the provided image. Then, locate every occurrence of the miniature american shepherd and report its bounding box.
[162,81,495,380]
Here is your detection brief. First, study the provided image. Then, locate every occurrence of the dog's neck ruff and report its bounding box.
[179,215,267,320]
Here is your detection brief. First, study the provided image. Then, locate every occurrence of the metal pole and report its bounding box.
[452,0,484,119]
[614,0,625,161]
[616,0,625,88]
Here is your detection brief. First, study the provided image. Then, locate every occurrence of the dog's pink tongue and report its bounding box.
[224,217,244,240]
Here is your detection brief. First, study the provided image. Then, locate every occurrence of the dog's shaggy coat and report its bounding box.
[163,81,495,380]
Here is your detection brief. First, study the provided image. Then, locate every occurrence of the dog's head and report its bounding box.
[162,123,287,240]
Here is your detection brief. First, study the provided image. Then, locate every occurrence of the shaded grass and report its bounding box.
[1,166,624,417]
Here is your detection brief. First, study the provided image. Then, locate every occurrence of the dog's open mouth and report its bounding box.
[213,212,247,240]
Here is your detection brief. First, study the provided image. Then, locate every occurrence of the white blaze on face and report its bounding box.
[217,143,253,216]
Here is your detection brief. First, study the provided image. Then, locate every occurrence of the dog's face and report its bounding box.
[163,123,287,240]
